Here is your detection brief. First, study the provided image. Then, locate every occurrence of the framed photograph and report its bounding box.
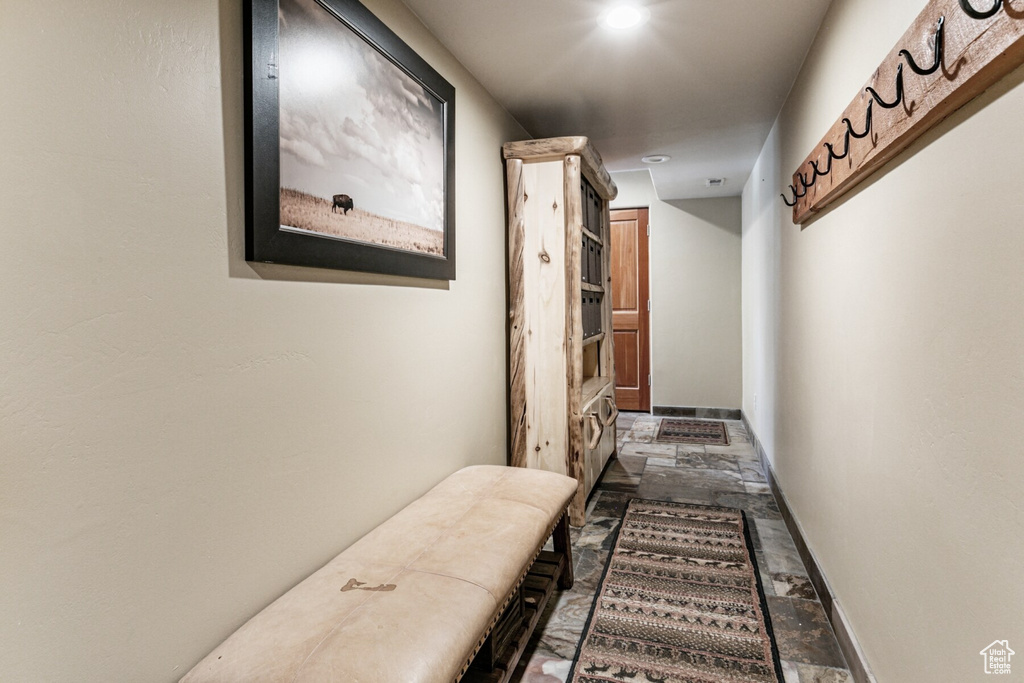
[245,0,456,280]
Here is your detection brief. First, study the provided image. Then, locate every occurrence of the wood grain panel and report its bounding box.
[507,159,527,468]
[598,199,617,470]
[611,218,638,310]
[791,1,1024,223]
[614,331,640,388]
[615,312,639,329]
[563,155,586,526]
[521,161,567,475]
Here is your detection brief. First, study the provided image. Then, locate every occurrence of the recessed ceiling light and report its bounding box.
[600,5,650,30]
[641,154,670,164]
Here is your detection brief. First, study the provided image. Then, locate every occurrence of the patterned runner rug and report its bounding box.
[656,418,731,446]
[569,499,783,683]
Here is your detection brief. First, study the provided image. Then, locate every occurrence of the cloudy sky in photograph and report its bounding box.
[278,0,445,233]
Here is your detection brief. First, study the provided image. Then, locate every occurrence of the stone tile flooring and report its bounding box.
[513,413,852,683]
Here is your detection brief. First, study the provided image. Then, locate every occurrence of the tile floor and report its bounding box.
[513,413,852,683]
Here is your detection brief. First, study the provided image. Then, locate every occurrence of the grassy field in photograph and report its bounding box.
[280,189,443,256]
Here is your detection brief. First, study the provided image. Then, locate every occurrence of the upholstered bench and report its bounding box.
[181,465,577,683]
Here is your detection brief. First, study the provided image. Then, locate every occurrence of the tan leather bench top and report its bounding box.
[182,465,577,683]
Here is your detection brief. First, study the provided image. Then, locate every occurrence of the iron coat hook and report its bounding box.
[825,134,851,161]
[843,99,874,139]
[959,0,1003,20]
[866,63,906,108]
[781,180,808,207]
[798,170,816,190]
[900,16,945,75]
[783,98,873,207]
[811,154,832,179]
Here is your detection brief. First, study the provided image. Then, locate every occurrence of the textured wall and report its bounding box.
[742,0,1024,679]
[0,0,526,679]
[612,171,742,410]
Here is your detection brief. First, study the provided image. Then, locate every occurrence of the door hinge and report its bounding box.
[647,299,651,312]
[647,224,651,236]
[648,374,652,386]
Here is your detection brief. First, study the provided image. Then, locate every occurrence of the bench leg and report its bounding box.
[553,512,574,590]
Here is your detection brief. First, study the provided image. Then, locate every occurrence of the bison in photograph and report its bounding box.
[332,194,354,215]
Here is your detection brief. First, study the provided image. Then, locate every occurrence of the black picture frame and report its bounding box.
[244,0,456,280]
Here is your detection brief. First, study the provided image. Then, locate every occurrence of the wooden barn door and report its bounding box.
[610,208,650,412]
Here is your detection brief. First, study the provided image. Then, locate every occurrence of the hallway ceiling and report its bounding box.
[402,0,832,199]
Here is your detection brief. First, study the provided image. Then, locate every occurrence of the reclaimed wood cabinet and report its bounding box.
[503,137,618,526]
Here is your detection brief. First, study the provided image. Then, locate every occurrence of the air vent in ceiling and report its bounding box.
[706,178,726,188]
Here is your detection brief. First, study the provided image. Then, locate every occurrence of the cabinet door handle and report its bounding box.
[603,396,619,427]
[587,413,603,450]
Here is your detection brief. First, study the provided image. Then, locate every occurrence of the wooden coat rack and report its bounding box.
[785,0,1024,224]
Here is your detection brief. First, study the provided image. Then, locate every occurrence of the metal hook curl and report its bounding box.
[959,0,1002,20]
[783,169,816,207]
[811,154,832,179]
[783,172,815,208]
[781,193,797,207]
[900,16,945,75]
[825,131,852,161]
[843,100,874,140]
[866,63,905,109]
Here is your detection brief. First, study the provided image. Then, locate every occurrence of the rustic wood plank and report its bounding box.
[521,161,569,474]
[503,136,588,161]
[600,200,617,453]
[506,159,528,469]
[504,137,619,203]
[582,376,612,407]
[791,1,1024,223]
[563,155,586,527]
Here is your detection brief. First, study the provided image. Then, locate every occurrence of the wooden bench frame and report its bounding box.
[464,512,573,682]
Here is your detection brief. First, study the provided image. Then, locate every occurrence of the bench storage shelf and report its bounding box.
[465,551,567,682]
[504,136,619,526]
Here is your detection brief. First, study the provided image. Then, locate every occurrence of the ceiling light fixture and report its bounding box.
[641,154,670,164]
[600,5,650,30]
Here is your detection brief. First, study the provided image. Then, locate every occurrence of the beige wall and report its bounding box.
[611,171,742,410]
[742,0,1024,680]
[0,0,526,680]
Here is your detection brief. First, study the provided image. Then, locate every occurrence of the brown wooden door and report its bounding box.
[610,208,650,412]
